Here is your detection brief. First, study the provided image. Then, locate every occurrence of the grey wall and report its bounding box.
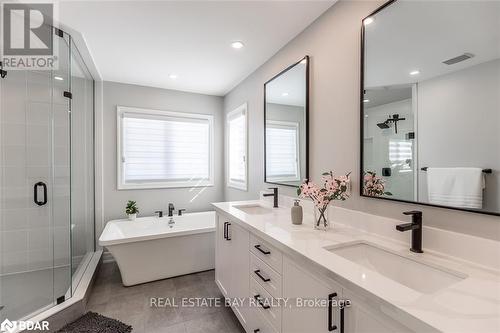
[417,59,500,212]
[223,0,500,241]
[102,81,224,222]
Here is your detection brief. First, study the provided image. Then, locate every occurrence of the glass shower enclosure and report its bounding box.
[0,29,95,322]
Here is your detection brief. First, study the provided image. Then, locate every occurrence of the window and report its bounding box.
[226,103,248,191]
[117,106,214,189]
[266,120,300,182]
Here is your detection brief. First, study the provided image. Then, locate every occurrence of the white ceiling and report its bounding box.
[364,0,500,88]
[59,1,334,96]
[266,60,307,107]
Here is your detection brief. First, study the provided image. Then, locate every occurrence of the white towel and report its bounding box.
[427,167,485,209]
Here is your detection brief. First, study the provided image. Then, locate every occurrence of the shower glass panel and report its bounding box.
[69,43,95,293]
[0,27,95,322]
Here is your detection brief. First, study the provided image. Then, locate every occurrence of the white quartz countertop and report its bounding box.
[212,200,500,333]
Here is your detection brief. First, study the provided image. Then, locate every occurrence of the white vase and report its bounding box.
[128,213,137,221]
[314,206,330,231]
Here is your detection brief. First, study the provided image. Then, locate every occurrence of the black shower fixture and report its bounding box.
[376,114,406,133]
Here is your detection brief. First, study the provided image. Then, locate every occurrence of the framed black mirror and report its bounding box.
[264,56,309,187]
[360,0,499,216]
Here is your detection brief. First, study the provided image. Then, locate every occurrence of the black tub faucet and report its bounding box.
[396,211,423,253]
[168,203,175,217]
[263,187,279,208]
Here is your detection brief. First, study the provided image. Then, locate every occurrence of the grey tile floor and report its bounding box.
[86,262,245,333]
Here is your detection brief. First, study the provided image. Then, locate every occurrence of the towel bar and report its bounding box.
[420,167,492,174]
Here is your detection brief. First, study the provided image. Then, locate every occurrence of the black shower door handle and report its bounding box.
[34,182,47,206]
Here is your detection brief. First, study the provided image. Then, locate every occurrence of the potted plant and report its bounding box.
[125,200,139,220]
[297,171,351,230]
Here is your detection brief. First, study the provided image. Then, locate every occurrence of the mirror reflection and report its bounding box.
[362,1,499,215]
[265,56,309,187]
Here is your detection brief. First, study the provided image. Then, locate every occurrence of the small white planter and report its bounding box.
[128,213,137,221]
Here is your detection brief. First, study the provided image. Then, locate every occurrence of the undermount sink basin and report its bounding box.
[326,242,467,294]
[233,204,273,215]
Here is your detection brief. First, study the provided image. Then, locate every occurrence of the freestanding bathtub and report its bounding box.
[99,211,215,286]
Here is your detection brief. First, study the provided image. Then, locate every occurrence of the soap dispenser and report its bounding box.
[291,199,303,225]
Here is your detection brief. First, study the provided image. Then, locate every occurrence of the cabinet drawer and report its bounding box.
[250,234,282,273]
[250,253,282,299]
[250,308,279,333]
[250,277,282,332]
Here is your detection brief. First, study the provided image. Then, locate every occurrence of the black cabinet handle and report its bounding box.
[253,294,270,309]
[254,269,271,282]
[254,330,260,333]
[34,182,47,206]
[339,299,349,333]
[254,244,270,255]
[225,222,231,241]
[223,222,228,240]
[328,293,338,331]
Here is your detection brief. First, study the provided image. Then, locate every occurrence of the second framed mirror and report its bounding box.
[264,56,309,187]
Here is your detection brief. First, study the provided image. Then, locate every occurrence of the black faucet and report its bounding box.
[155,210,163,218]
[396,211,423,253]
[263,187,279,208]
[168,203,175,217]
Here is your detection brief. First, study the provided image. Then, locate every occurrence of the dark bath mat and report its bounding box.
[56,311,132,333]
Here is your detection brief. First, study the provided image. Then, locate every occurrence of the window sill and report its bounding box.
[118,181,214,190]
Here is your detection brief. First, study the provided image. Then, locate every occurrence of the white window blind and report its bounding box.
[389,139,413,172]
[266,121,300,182]
[117,107,214,189]
[227,104,247,190]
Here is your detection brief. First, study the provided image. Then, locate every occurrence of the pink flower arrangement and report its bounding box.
[297,171,351,228]
[363,171,392,197]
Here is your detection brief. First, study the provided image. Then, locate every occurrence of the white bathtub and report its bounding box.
[99,211,215,286]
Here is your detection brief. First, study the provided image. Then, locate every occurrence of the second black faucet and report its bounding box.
[396,210,423,253]
[263,187,279,208]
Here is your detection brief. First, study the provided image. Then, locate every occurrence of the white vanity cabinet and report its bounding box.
[282,257,342,333]
[215,215,251,326]
[215,212,419,333]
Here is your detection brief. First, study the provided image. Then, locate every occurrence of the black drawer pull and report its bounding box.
[254,269,271,282]
[224,222,231,241]
[254,330,260,333]
[34,182,47,206]
[328,293,338,331]
[253,294,270,309]
[254,244,270,255]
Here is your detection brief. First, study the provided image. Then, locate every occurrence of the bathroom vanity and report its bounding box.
[212,200,500,333]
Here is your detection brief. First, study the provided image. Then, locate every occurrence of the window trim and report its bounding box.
[265,120,301,183]
[116,106,214,190]
[226,103,248,191]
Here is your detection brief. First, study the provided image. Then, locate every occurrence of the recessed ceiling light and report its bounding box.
[169,74,178,79]
[231,41,244,49]
[363,17,374,26]
[363,99,370,103]
[54,76,64,81]
[282,92,289,96]
[410,70,420,76]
